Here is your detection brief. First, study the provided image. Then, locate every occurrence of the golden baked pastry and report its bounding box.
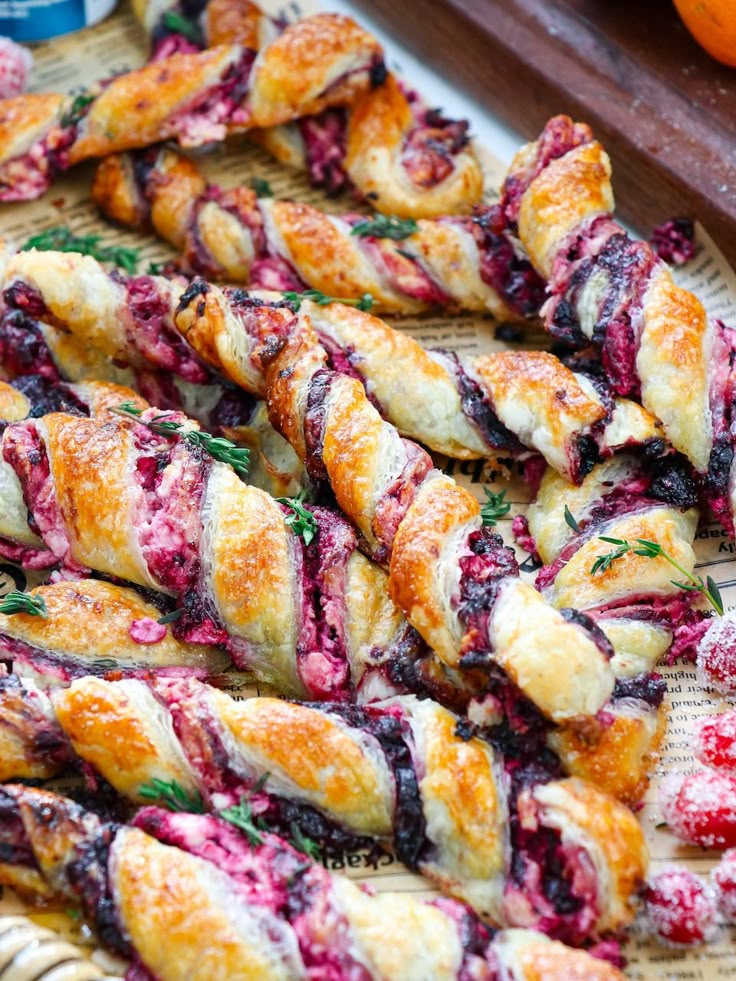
[0,784,628,980]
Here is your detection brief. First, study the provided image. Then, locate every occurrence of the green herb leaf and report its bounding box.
[563,505,580,533]
[161,10,202,43]
[147,260,164,275]
[112,404,250,478]
[157,608,184,624]
[480,488,511,527]
[351,214,418,240]
[138,778,205,813]
[22,226,139,275]
[282,288,374,313]
[0,591,47,618]
[276,490,318,545]
[219,797,264,846]
[61,93,95,128]
[590,535,724,615]
[249,177,273,197]
[251,772,270,795]
[707,576,724,615]
[289,822,322,862]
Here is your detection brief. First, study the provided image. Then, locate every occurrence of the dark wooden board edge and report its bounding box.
[354,0,736,269]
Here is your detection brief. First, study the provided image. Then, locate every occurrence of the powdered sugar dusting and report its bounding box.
[661,768,736,849]
[696,612,736,693]
[645,867,718,947]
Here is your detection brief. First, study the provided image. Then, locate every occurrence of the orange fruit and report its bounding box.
[673,0,736,67]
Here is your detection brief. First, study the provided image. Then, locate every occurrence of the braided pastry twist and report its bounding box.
[0,784,626,979]
[134,0,483,215]
[499,115,736,532]
[0,14,383,201]
[92,146,539,318]
[0,683,647,944]
[2,250,661,482]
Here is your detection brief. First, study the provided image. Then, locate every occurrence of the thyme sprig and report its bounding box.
[276,490,318,545]
[282,288,373,313]
[480,488,511,527]
[591,536,724,615]
[563,505,581,533]
[219,797,266,846]
[22,226,139,274]
[0,591,47,618]
[351,214,418,240]
[290,822,322,862]
[161,10,202,43]
[138,778,205,813]
[249,177,273,197]
[112,403,250,478]
[61,93,95,128]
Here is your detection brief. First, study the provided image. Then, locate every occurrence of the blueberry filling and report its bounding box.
[649,217,696,267]
[437,349,526,454]
[472,208,546,319]
[456,529,519,667]
[67,828,130,956]
[0,311,61,380]
[11,374,87,418]
[612,673,666,708]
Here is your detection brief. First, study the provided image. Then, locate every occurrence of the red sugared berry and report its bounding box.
[0,37,32,100]
[695,710,736,771]
[661,769,736,849]
[645,867,717,946]
[713,849,736,920]
[697,614,736,693]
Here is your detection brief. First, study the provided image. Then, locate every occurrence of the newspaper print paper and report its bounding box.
[1,3,736,975]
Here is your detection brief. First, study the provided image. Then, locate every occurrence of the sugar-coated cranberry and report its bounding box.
[661,769,736,849]
[645,867,717,946]
[695,710,736,772]
[0,37,32,100]
[696,614,736,693]
[713,849,736,921]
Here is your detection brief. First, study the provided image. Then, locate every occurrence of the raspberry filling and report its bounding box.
[123,275,211,384]
[2,422,82,570]
[0,125,75,203]
[455,529,520,669]
[371,441,434,564]
[303,369,336,483]
[402,104,471,188]
[500,115,593,230]
[291,506,355,699]
[299,108,349,195]
[167,50,254,145]
[472,208,547,319]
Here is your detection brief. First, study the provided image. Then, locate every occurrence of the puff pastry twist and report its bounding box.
[2,250,662,483]
[0,784,626,980]
[0,681,648,947]
[0,403,427,702]
[499,115,736,533]
[91,145,539,319]
[513,454,701,803]
[0,308,306,498]
[135,0,483,215]
[0,13,383,201]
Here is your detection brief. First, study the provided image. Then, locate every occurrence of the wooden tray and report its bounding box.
[354,0,736,269]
